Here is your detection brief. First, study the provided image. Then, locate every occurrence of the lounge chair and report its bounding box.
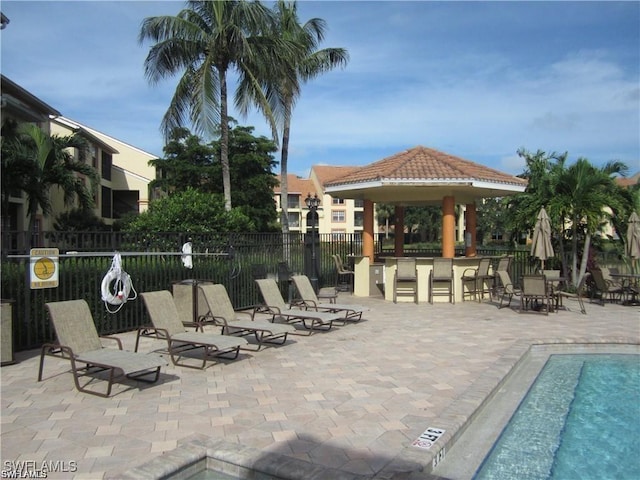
[39,300,167,397]
[138,290,247,369]
[291,275,367,323]
[198,284,294,350]
[496,270,521,309]
[254,278,341,335]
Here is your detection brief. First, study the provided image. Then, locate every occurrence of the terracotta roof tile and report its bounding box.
[326,146,527,187]
[274,174,319,196]
[312,165,362,186]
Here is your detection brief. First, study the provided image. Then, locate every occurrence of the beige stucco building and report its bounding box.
[274,166,381,237]
[1,75,155,247]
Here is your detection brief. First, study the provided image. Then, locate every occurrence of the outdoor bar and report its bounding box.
[325,146,528,303]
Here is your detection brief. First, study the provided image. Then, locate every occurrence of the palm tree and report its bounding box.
[2,123,98,247]
[551,158,628,284]
[236,0,349,233]
[139,0,278,212]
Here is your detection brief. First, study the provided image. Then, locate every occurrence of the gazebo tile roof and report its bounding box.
[326,146,527,187]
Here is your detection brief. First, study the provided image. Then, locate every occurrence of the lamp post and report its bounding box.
[305,193,320,292]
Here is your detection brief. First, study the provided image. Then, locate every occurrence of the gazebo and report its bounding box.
[325,146,527,260]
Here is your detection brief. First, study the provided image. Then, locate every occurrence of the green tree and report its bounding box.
[237,0,349,233]
[124,188,255,233]
[507,149,629,285]
[149,127,218,193]
[150,124,278,231]
[139,0,277,212]
[405,206,441,243]
[1,122,98,245]
[375,203,395,240]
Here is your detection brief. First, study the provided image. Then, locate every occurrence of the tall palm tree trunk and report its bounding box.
[280,103,292,263]
[219,67,232,212]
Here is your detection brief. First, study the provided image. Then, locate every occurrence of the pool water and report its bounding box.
[474,354,640,479]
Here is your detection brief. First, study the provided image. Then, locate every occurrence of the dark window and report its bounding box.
[354,211,364,227]
[101,186,112,219]
[101,151,112,180]
[354,199,364,208]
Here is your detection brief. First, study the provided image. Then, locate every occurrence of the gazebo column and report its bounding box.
[363,199,374,261]
[394,206,405,257]
[465,202,477,257]
[442,196,455,258]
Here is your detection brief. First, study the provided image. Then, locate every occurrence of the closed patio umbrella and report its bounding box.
[531,207,554,270]
[626,212,640,260]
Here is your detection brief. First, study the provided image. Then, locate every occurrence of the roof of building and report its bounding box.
[326,146,527,188]
[324,146,527,205]
[312,165,362,187]
[1,74,61,121]
[616,172,640,188]
[274,174,320,196]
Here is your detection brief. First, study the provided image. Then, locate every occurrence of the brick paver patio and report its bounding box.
[1,294,638,479]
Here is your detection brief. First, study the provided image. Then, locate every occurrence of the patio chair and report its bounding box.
[461,258,493,302]
[291,275,367,323]
[138,291,247,369]
[255,278,340,335]
[393,257,418,303]
[496,270,521,309]
[39,300,167,397]
[556,273,589,314]
[600,266,624,290]
[590,268,624,305]
[429,258,454,304]
[198,284,294,350]
[333,254,354,292]
[520,275,552,315]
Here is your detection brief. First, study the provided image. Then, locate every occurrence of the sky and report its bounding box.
[1,1,639,178]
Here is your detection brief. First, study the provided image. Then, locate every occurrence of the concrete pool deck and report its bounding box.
[1,294,638,479]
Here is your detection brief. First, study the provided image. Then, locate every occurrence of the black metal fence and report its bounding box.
[1,231,363,351]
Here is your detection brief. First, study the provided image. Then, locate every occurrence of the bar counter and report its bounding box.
[353,256,498,303]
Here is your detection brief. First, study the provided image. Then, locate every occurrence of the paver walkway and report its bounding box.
[1,295,638,479]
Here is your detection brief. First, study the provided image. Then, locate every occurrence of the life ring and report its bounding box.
[101,269,132,306]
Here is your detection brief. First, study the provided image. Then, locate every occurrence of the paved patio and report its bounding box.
[1,294,638,479]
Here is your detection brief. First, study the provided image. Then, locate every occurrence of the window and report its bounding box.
[287,194,299,209]
[354,199,364,208]
[354,211,364,227]
[332,210,346,223]
[331,229,346,240]
[287,212,300,227]
[101,186,112,219]
[101,151,112,181]
[332,197,345,205]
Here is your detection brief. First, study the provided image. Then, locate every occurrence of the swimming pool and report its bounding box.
[473,354,640,479]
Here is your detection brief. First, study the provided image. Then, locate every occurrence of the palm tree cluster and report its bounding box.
[139,0,349,230]
[506,148,638,286]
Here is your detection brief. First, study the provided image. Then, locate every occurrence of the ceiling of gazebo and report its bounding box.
[325,146,527,205]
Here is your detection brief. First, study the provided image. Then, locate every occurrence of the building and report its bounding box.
[274,166,380,237]
[1,75,155,245]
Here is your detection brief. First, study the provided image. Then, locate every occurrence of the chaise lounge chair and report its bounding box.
[254,278,341,335]
[39,300,167,397]
[291,275,367,323]
[138,290,247,369]
[198,284,294,350]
